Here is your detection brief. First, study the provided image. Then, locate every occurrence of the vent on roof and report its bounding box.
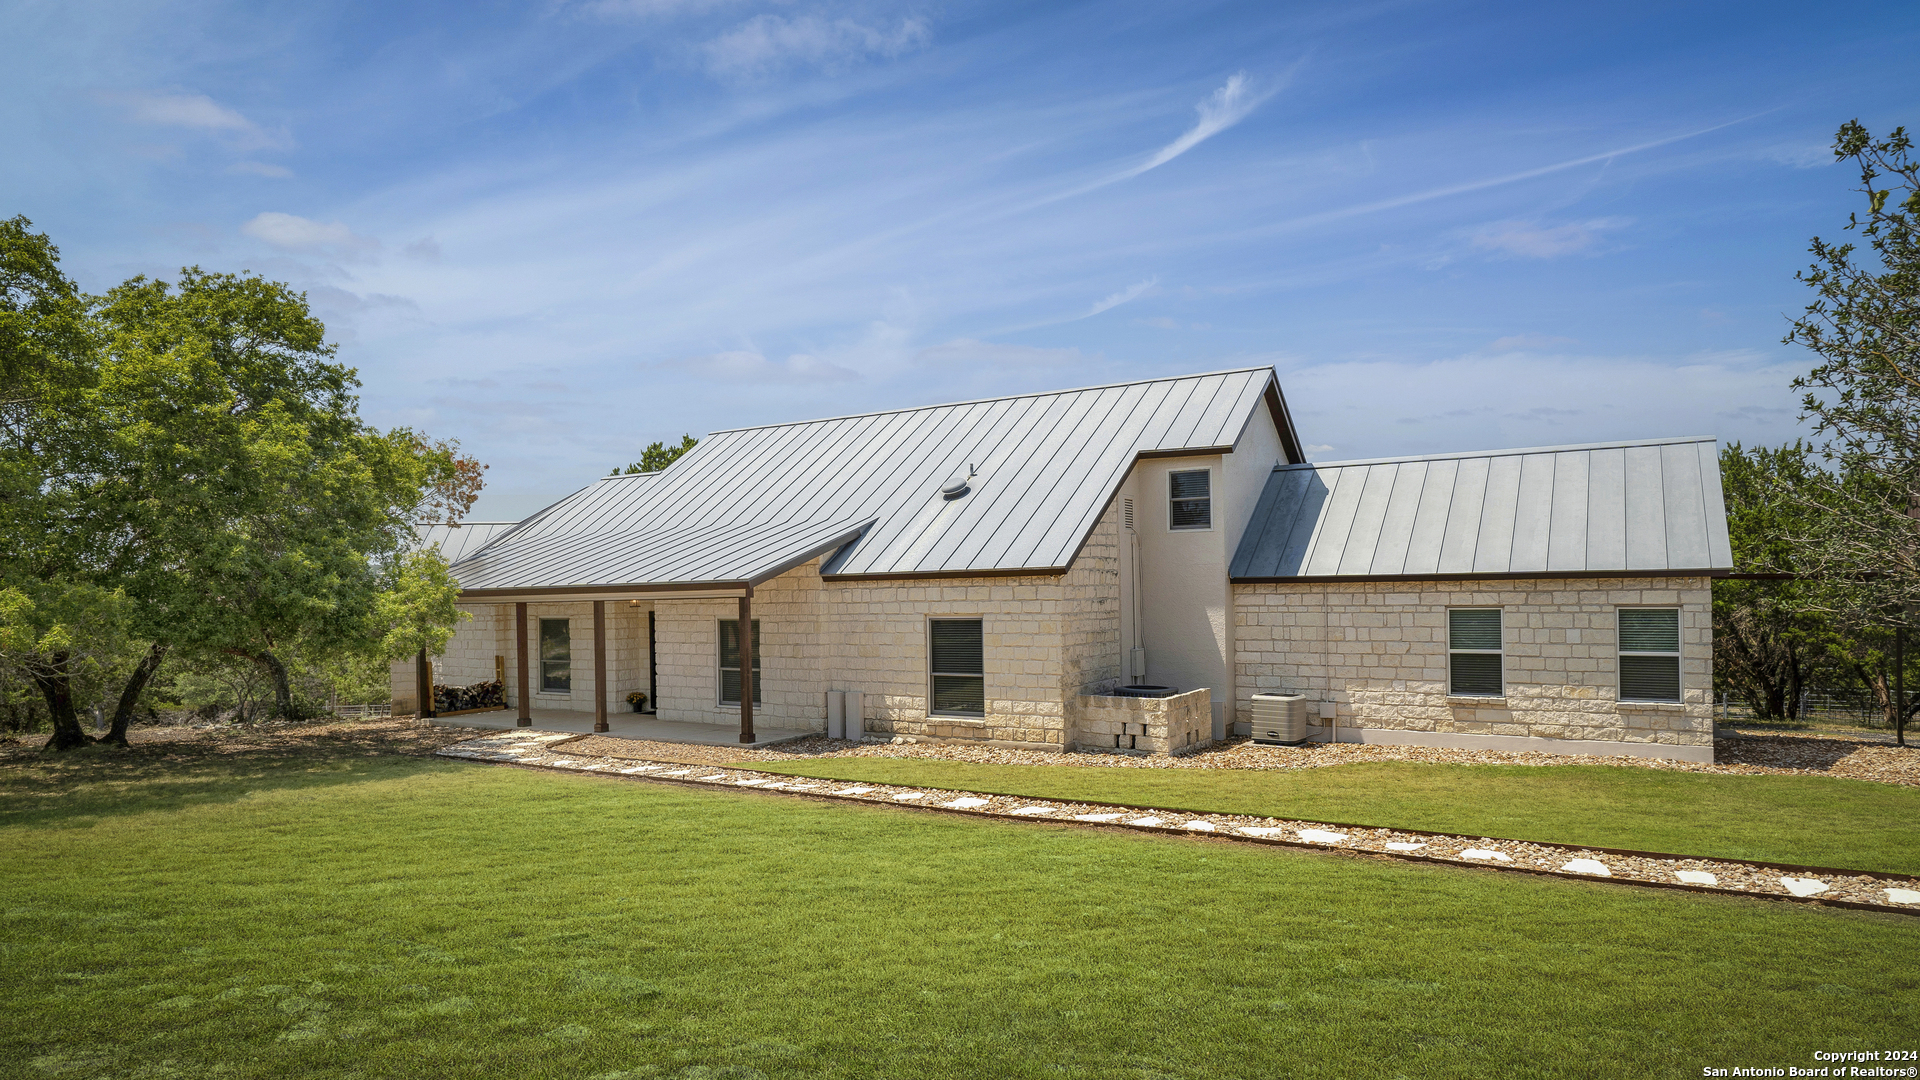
[941,463,977,499]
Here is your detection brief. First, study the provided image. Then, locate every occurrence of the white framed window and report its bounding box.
[1448,608,1503,697]
[929,618,985,717]
[539,618,571,692]
[1169,469,1211,530]
[718,619,761,705]
[1618,609,1681,702]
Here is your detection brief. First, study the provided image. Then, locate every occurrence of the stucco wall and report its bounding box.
[1127,454,1230,724]
[1232,576,1715,760]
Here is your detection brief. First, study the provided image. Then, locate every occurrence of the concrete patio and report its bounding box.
[429,708,816,749]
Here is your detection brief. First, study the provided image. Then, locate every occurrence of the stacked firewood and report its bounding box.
[432,680,505,714]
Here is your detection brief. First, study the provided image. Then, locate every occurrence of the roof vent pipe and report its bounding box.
[941,464,977,499]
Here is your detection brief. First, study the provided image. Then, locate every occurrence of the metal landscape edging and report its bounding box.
[437,744,1920,918]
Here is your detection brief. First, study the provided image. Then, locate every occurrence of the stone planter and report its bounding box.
[1072,688,1212,754]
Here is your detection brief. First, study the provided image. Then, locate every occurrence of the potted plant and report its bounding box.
[625,691,649,713]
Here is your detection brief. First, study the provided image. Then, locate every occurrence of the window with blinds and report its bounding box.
[929,618,985,716]
[1448,608,1503,697]
[1169,469,1211,530]
[539,618,571,692]
[718,619,761,705]
[1618,609,1681,702]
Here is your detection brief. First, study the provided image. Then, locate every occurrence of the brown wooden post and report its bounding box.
[516,602,532,727]
[415,649,434,719]
[738,590,755,744]
[593,600,609,733]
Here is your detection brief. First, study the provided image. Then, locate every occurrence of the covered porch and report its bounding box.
[430,707,815,748]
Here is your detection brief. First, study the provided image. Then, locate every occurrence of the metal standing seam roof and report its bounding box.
[1229,436,1734,581]
[413,522,520,565]
[450,367,1297,592]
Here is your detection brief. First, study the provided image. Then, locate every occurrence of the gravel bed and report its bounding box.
[442,733,1920,913]
[551,729,1920,787]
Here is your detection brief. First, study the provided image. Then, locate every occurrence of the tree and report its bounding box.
[1784,121,1920,743]
[80,269,484,722]
[1713,442,1827,720]
[613,434,697,475]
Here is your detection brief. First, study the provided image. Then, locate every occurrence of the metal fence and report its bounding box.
[328,703,393,719]
[1717,690,1904,729]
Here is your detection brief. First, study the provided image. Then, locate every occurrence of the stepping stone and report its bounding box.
[941,798,991,809]
[1008,806,1057,816]
[735,778,771,786]
[1125,817,1165,827]
[892,792,927,801]
[1460,849,1512,862]
[1674,870,1718,886]
[1384,842,1426,852]
[1561,859,1611,877]
[833,787,876,796]
[1883,888,1920,905]
[579,763,606,770]
[618,767,651,774]
[1780,877,1828,897]
[1238,827,1285,837]
[1297,829,1346,844]
[660,769,694,776]
[698,775,730,781]
[784,784,821,791]
[1075,813,1126,822]
[1182,820,1216,832]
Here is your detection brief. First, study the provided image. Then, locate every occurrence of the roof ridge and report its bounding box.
[1282,435,1717,471]
[706,366,1274,435]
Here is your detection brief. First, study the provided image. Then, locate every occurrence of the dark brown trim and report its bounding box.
[738,592,755,744]
[592,600,608,734]
[1133,444,1232,460]
[462,580,752,600]
[515,602,530,726]
[1231,568,1729,585]
[825,565,1068,583]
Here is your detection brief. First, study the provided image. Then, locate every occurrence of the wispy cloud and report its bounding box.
[913,339,1089,367]
[99,90,290,151]
[1470,217,1630,258]
[240,212,381,256]
[1124,72,1268,180]
[1083,277,1157,318]
[229,161,293,178]
[1489,333,1577,351]
[702,15,931,78]
[659,349,860,383]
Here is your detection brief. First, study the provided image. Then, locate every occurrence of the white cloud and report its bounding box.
[1128,72,1269,178]
[100,90,290,151]
[240,212,381,256]
[578,0,743,16]
[912,339,1088,367]
[661,349,860,383]
[1489,333,1577,351]
[229,161,293,178]
[1084,277,1156,318]
[1469,217,1630,259]
[703,14,931,78]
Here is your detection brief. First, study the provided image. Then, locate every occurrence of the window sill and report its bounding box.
[927,715,987,725]
[535,691,572,698]
[1446,695,1506,704]
[1617,700,1686,710]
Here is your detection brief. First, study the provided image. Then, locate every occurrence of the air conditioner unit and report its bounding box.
[1249,693,1308,745]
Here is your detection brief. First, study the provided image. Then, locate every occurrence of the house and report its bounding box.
[395,366,1732,762]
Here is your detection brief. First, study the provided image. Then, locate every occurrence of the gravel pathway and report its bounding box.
[439,731,1920,914]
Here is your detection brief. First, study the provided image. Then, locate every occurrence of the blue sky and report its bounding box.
[7,0,1919,519]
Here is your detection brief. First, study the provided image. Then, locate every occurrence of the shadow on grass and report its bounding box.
[0,723,465,830]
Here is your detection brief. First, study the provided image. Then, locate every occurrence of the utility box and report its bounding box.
[1249,693,1309,745]
[826,691,845,740]
[843,690,863,740]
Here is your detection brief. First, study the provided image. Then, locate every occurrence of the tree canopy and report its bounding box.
[614,434,697,475]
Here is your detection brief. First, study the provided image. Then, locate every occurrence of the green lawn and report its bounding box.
[746,757,1920,874]
[2,731,1915,1079]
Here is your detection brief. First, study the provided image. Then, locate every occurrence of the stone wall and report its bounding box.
[1073,688,1212,754]
[1232,577,1714,761]
[394,600,648,718]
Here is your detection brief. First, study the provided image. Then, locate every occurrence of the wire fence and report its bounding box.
[1716,689,1911,730]
[327,703,393,719]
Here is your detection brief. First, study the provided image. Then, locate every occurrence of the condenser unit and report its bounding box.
[1248,693,1308,745]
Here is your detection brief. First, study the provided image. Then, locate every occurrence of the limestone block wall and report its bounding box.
[396,600,648,717]
[1058,498,1123,715]
[653,559,827,727]
[1073,688,1211,753]
[1232,577,1714,758]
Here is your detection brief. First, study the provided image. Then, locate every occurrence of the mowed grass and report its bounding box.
[748,757,1920,874]
[0,735,1915,1080]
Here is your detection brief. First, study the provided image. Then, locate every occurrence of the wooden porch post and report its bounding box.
[515,602,531,727]
[593,600,609,733]
[739,590,755,744]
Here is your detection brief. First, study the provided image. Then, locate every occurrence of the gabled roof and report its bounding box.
[452,367,1296,594]
[414,521,519,564]
[1230,436,1734,582]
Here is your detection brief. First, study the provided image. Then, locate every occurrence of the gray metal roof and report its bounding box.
[414,522,519,565]
[1229,436,1734,581]
[452,367,1294,592]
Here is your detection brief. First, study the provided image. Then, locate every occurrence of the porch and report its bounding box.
[429,707,816,749]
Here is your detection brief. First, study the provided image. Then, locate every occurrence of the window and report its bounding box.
[718,619,761,705]
[1169,469,1211,530]
[929,618,985,716]
[539,618,571,692]
[1618,609,1681,702]
[1448,609,1503,697]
